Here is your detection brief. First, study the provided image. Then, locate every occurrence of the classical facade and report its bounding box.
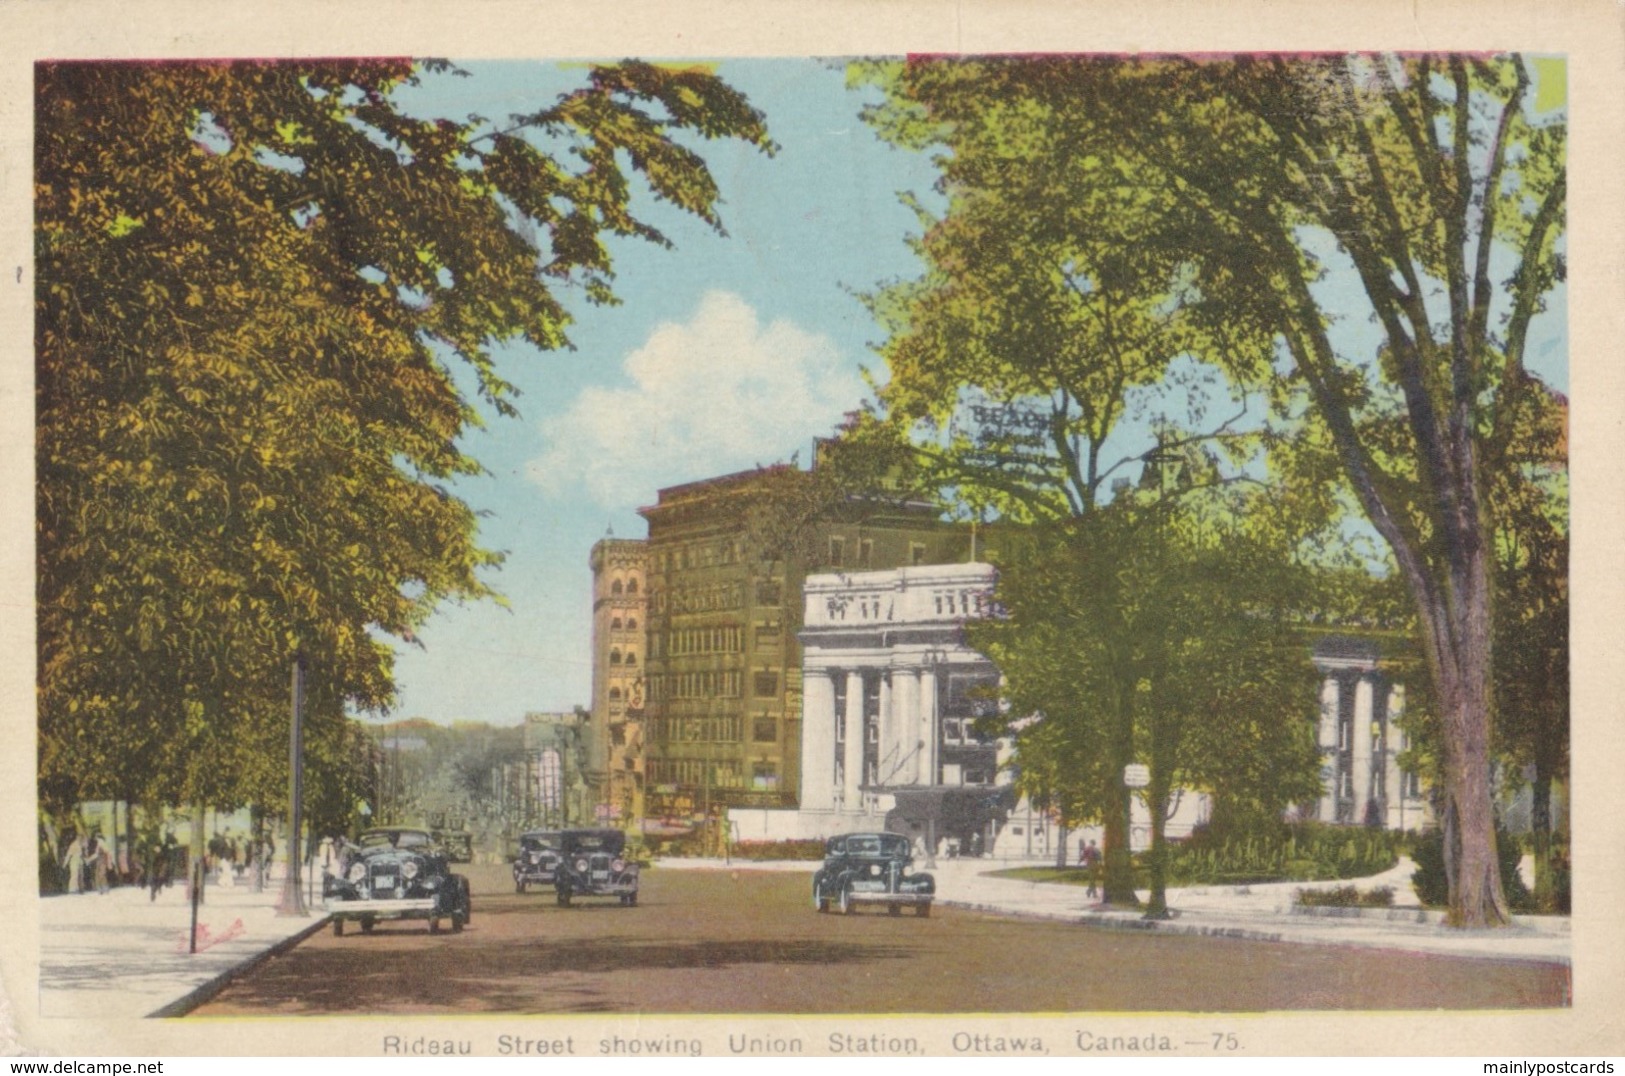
[1310,636,1431,831]
[726,580,1431,852]
[588,537,650,824]
[637,466,975,826]
[795,562,1010,851]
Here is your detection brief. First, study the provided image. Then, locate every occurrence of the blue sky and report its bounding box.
[381,58,1568,728]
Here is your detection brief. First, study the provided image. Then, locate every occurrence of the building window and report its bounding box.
[610,649,622,665]
[624,651,636,666]
[612,580,623,596]
[828,536,845,566]
[611,617,622,630]
[753,671,779,697]
[756,581,782,606]
[942,718,962,745]
[609,687,621,701]
[755,621,781,646]
[627,579,639,595]
[627,617,637,631]
[753,717,777,743]
[910,543,927,566]
[859,539,874,568]
[752,764,778,790]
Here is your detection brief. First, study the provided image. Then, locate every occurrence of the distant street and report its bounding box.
[191,865,1569,1015]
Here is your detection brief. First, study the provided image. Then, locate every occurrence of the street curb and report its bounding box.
[938,898,1571,964]
[147,913,332,1019]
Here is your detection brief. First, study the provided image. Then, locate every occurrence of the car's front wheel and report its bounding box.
[459,877,473,924]
[332,918,344,937]
[837,884,854,915]
[557,884,572,908]
[515,878,526,894]
[915,901,932,918]
[451,911,465,933]
[360,917,376,934]
[812,880,828,913]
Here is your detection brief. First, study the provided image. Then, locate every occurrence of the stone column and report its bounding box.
[843,670,865,810]
[1386,684,1406,828]
[918,668,939,786]
[893,669,919,784]
[878,672,893,786]
[1317,676,1340,823]
[1351,675,1375,825]
[800,670,836,811]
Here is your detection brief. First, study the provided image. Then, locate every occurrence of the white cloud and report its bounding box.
[527,291,866,507]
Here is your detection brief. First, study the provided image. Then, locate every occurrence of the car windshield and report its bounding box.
[845,835,910,858]
[358,829,432,851]
[563,831,624,854]
[520,834,560,851]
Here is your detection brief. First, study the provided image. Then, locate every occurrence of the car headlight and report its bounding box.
[347,862,367,883]
[901,864,912,877]
[402,861,420,880]
[869,864,881,876]
[611,858,626,873]
[575,858,589,873]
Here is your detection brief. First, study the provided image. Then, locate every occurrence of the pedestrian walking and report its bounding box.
[85,832,110,894]
[1080,839,1102,899]
[61,832,85,894]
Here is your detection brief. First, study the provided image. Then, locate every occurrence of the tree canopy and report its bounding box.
[857,53,1566,926]
[36,59,772,816]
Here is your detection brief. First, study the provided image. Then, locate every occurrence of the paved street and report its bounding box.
[189,864,1569,1016]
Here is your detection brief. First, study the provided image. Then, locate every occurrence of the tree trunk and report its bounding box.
[1423,584,1510,928]
[1101,697,1140,906]
[1530,768,1554,911]
[1143,779,1171,919]
[1055,821,1069,871]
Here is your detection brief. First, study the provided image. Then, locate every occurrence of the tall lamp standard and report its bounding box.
[276,652,309,917]
[1139,439,1182,920]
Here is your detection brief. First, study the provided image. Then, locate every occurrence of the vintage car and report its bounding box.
[554,828,639,906]
[323,827,472,935]
[511,829,563,892]
[434,829,474,864]
[811,832,934,916]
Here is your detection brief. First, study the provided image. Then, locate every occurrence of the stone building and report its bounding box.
[588,536,650,824]
[1310,636,1432,831]
[727,576,1431,852]
[636,465,975,828]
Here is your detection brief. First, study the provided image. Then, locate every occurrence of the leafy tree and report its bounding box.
[972,474,1324,917]
[1487,381,1568,908]
[37,60,772,818]
[861,54,1565,927]
[854,58,1280,903]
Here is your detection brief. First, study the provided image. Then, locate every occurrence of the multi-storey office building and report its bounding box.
[588,537,650,824]
[636,466,976,826]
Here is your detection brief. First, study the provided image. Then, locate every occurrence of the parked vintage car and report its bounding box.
[554,828,639,906]
[811,832,934,916]
[512,829,563,893]
[323,827,472,935]
[434,829,474,864]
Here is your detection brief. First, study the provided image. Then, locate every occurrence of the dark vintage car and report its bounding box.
[323,828,472,935]
[434,829,474,864]
[554,828,639,906]
[812,832,934,916]
[512,829,562,893]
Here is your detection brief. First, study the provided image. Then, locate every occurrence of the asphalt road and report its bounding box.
[190,864,1569,1016]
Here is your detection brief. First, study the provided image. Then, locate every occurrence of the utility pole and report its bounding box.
[276,653,308,917]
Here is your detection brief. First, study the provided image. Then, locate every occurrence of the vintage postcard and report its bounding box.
[3,0,1623,1063]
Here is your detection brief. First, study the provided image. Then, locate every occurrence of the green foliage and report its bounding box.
[1410,825,1536,913]
[36,60,771,814]
[730,839,828,861]
[1166,822,1400,886]
[858,52,1567,927]
[1294,885,1395,909]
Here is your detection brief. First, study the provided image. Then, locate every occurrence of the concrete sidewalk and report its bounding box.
[658,855,1572,965]
[38,869,329,1019]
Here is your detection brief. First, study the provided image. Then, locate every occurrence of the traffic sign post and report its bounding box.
[1123,763,1150,789]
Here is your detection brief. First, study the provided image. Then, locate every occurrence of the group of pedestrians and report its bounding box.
[59,831,114,895]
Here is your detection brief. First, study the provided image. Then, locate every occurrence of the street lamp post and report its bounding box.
[276,652,309,917]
